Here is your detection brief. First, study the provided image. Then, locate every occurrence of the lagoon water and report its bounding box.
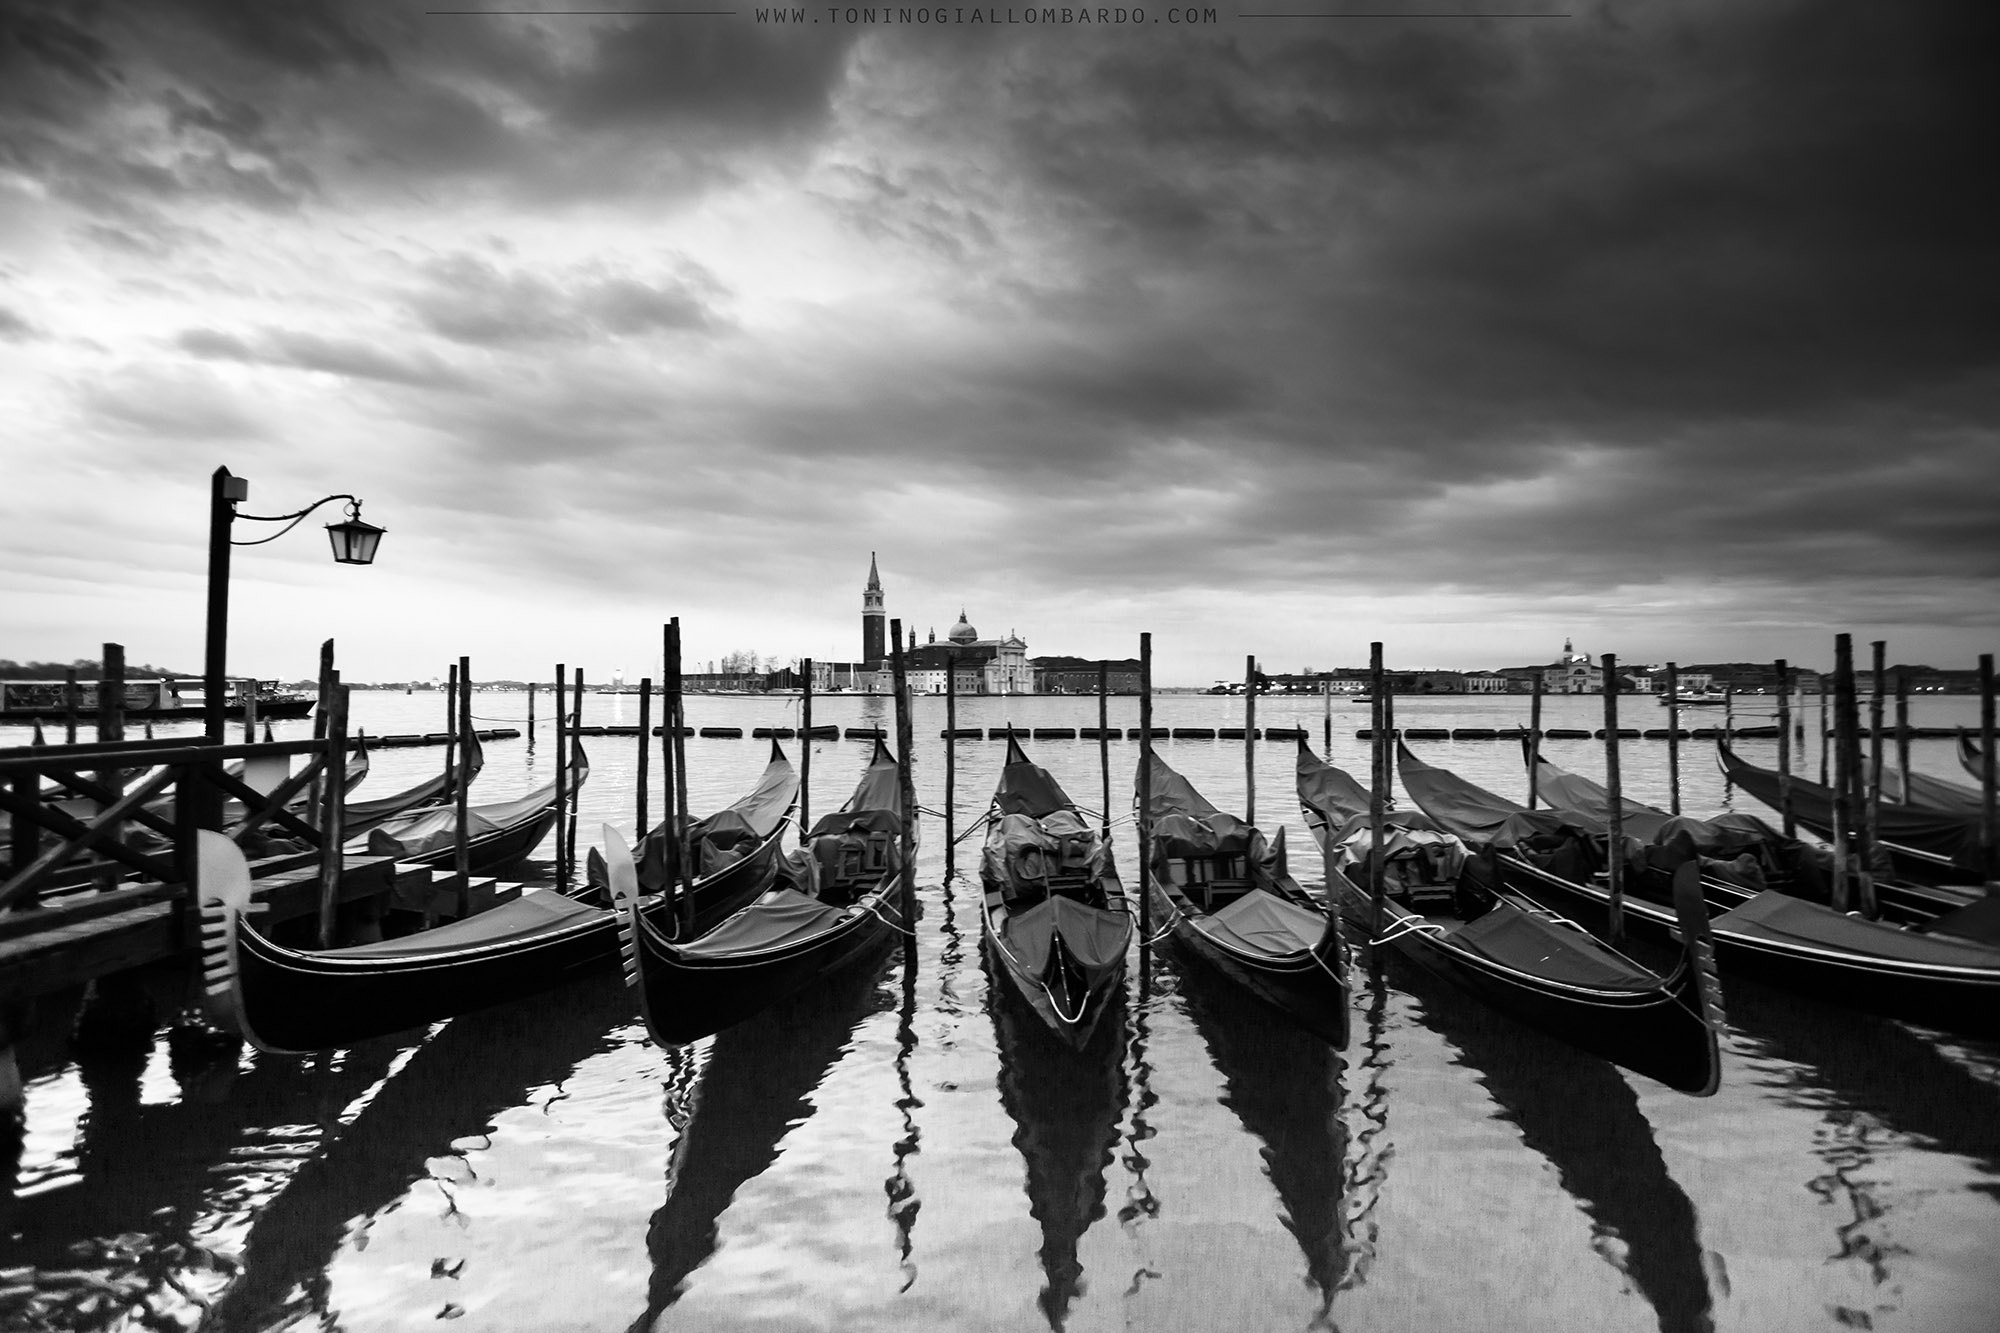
[4,687,1998,1333]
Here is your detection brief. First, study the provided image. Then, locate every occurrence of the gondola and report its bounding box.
[1401,741,2000,1038]
[979,733,1133,1049]
[610,738,911,1046]
[589,738,801,939]
[1716,740,1984,886]
[1527,742,1969,923]
[985,936,1128,1328]
[340,726,485,838]
[348,738,584,876]
[1140,750,1347,1046]
[196,745,790,1053]
[1297,739,1723,1095]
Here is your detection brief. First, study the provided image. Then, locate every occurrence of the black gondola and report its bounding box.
[979,734,1133,1050]
[1297,739,1724,1096]
[348,736,580,877]
[1141,750,1348,1046]
[198,745,792,1053]
[1402,741,2000,1039]
[611,739,911,1046]
[590,738,801,940]
[1529,742,1967,923]
[1717,739,1984,886]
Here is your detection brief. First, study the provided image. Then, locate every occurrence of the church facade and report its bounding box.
[849,559,1033,694]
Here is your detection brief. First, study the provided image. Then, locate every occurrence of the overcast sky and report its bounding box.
[1,0,1993,686]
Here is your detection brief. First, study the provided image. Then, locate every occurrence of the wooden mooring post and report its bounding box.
[526,681,536,752]
[669,620,691,934]
[317,663,348,948]
[1138,633,1154,938]
[1368,642,1386,939]
[1602,654,1625,945]
[799,658,814,845]
[1894,668,1911,804]
[553,663,568,891]
[1665,662,1681,813]
[93,643,125,892]
[63,668,79,745]
[1866,641,1886,880]
[1774,659,1795,836]
[889,621,916,926]
[944,654,956,860]
[455,656,472,919]
[660,625,681,930]
[569,667,583,884]
[1322,672,1332,757]
[1527,673,1544,811]
[1244,654,1258,826]
[1980,653,1996,886]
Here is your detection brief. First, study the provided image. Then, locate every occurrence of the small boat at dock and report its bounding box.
[979,733,1133,1049]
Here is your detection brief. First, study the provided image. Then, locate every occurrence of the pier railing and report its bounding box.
[0,736,335,913]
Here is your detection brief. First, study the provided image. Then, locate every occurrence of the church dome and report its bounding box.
[948,612,978,644]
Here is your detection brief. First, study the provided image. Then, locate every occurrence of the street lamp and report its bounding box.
[204,465,385,745]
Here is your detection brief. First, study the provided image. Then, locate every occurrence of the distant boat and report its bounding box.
[1659,690,1729,707]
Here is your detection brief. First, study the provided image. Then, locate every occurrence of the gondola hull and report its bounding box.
[1144,873,1348,1047]
[205,824,783,1053]
[1493,852,2000,1038]
[228,901,619,1053]
[981,897,1130,1051]
[631,886,905,1046]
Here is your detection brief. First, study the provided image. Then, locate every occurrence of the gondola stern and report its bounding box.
[1667,858,1728,1097]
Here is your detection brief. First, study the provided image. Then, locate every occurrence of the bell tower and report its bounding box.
[862,552,886,667]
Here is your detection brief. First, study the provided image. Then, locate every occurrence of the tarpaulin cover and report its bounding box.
[1717,890,2000,968]
[1447,900,1664,990]
[672,888,854,958]
[983,810,1111,892]
[629,748,799,888]
[1330,816,1468,886]
[1719,742,1981,868]
[807,740,904,838]
[1296,739,1451,835]
[1884,767,1982,813]
[1002,894,1131,975]
[367,807,509,857]
[1141,751,1282,874]
[992,734,1078,818]
[1923,896,2000,948]
[1532,755,1799,858]
[1396,744,1604,849]
[1190,888,1329,957]
[360,748,584,857]
[332,888,603,957]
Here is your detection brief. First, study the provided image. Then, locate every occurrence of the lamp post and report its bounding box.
[203,465,385,744]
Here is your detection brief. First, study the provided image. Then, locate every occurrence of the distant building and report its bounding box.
[1031,657,1143,695]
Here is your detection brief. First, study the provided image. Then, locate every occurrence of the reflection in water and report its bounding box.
[1339,963,1394,1296]
[1725,977,2000,1326]
[633,948,894,1327]
[884,936,924,1290]
[988,945,1131,1330]
[1118,947,1162,1294]
[1386,947,1716,1333]
[1,1026,404,1333]
[212,972,639,1331]
[1174,939,1348,1326]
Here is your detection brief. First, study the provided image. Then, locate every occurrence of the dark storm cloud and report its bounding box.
[407,254,727,347]
[0,0,860,219]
